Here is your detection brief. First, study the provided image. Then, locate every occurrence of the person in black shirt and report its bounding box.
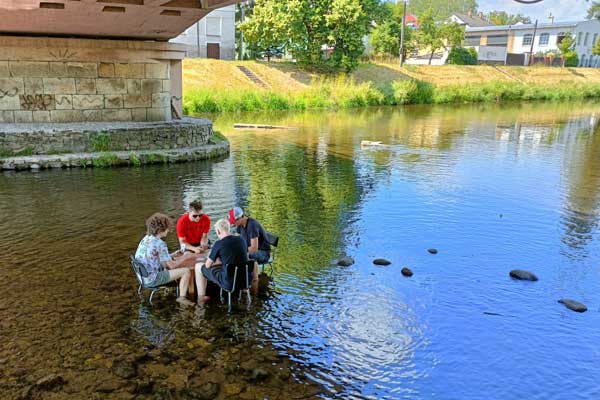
[228,207,271,264]
[195,218,249,304]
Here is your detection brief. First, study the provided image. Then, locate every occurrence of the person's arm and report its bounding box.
[246,221,259,253]
[248,237,259,253]
[178,236,201,254]
[200,232,209,251]
[204,257,214,269]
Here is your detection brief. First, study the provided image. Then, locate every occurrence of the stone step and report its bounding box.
[0,141,229,171]
[236,65,270,89]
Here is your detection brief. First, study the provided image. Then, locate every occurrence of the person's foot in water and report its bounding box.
[176,297,195,306]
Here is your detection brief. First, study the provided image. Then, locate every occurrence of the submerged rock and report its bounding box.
[112,359,136,379]
[401,267,413,277]
[184,382,220,400]
[427,248,438,254]
[558,299,587,313]
[337,256,354,267]
[35,374,66,390]
[509,269,538,281]
[250,368,270,382]
[373,258,391,266]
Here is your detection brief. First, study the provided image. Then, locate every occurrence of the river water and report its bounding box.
[1,102,600,399]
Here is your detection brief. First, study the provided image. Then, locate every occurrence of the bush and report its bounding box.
[446,47,478,65]
[391,80,435,104]
[564,51,579,67]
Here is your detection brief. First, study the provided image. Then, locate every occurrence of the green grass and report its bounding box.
[129,151,142,167]
[92,153,120,168]
[0,146,35,158]
[183,78,600,114]
[90,133,113,152]
[209,131,227,144]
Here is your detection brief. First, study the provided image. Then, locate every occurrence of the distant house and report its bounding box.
[170,5,236,60]
[464,19,600,67]
[449,12,492,29]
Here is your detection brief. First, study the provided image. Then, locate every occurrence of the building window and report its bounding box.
[205,17,222,36]
[594,33,599,47]
[487,34,508,47]
[580,54,586,67]
[522,34,533,46]
[464,35,481,46]
[584,32,590,46]
[539,33,549,46]
[577,32,583,45]
[557,32,566,44]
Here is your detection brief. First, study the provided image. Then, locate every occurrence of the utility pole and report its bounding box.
[528,19,538,66]
[400,0,407,66]
[239,1,245,60]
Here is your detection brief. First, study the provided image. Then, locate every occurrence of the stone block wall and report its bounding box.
[0,119,214,155]
[0,36,187,123]
[0,60,171,123]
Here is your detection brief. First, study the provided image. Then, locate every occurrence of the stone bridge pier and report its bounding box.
[0,0,238,169]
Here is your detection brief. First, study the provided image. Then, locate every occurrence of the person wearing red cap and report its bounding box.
[176,199,211,255]
[228,207,270,265]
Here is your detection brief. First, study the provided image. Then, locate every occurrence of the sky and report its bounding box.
[478,0,590,22]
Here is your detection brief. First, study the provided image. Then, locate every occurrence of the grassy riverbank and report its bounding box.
[183,59,600,114]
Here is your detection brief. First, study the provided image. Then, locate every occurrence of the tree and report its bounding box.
[486,11,531,25]
[593,40,600,56]
[557,32,575,67]
[326,0,371,71]
[587,1,600,19]
[238,0,287,62]
[369,3,415,59]
[417,8,464,64]
[370,21,415,59]
[409,0,477,21]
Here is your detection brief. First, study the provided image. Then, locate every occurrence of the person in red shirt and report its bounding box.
[176,199,211,254]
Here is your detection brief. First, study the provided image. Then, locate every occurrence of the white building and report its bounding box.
[464,19,600,67]
[170,5,236,60]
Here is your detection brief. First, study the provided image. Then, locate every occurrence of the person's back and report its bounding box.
[196,219,251,303]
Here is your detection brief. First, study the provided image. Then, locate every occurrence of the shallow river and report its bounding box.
[1,102,600,399]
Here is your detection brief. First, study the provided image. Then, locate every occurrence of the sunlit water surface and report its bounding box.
[1,102,600,399]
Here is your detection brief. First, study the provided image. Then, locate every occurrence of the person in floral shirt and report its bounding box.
[135,213,196,306]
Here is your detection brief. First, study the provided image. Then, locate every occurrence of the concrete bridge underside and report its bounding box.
[0,0,238,40]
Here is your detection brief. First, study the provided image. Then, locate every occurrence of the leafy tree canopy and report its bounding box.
[486,10,531,25]
[409,0,477,21]
[587,1,600,19]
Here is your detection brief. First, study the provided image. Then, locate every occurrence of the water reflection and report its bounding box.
[1,102,600,399]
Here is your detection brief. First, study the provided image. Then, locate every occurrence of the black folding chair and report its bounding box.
[219,260,255,312]
[259,232,279,276]
[130,256,179,305]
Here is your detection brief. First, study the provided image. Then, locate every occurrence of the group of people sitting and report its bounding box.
[134,199,271,306]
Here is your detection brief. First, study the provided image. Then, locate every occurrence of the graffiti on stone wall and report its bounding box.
[49,49,77,61]
[20,95,55,111]
[0,88,19,99]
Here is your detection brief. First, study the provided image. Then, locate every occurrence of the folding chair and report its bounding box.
[219,260,255,312]
[259,232,279,276]
[130,256,179,305]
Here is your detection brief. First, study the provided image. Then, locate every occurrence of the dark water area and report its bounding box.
[1,101,600,399]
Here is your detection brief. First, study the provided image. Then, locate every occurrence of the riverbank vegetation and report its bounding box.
[183,59,600,114]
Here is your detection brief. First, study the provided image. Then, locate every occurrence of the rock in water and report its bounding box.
[373,258,391,266]
[509,269,538,281]
[401,267,413,277]
[337,256,354,267]
[427,248,438,254]
[558,299,587,313]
